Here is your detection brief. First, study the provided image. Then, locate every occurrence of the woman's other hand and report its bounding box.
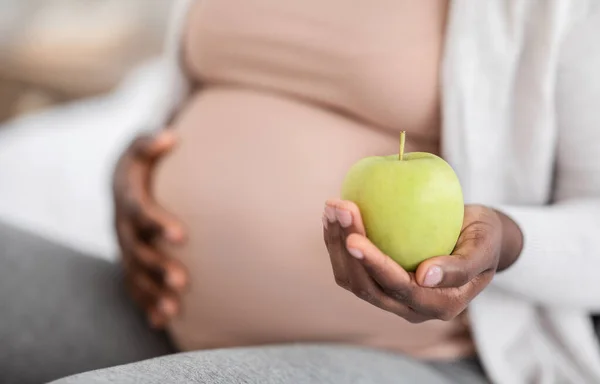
[323,199,523,323]
[112,130,188,329]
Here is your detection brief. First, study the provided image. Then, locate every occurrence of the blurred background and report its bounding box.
[0,0,171,123]
[0,0,175,258]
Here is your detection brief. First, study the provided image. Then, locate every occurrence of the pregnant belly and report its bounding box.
[153,88,458,356]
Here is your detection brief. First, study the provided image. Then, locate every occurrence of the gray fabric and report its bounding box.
[0,221,176,384]
[52,344,488,384]
[0,221,488,384]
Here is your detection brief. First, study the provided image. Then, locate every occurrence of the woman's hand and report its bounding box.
[323,199,523,323]
[112,130,188,328]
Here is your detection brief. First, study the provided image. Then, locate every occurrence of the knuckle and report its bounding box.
[471,231,489,249]
[405,317,426,324]
[125,282,141,303]
[113,212,122,229]
[122,191,142,217]
[461,225,492,250]
[137,274,160,294]
[132,275,149,292]
[164,262,188,291]
[354,288,378,304]
[135,247,154,265]
[112,152,129,177]
[403,312,428,324]
[131,248,149,265]
[425,305,446,320]
[112,178,127,203]
[115,222,126,244]
[451,273,472,288]
[120,231,137,253]
[435,304,463,321]
[138,222,161,242]
[365,256,397,281]
[438,310,459,321]
[121,252,134,269]
[327,222,341,239]
[334,275,351,290]
[111,173,123,196]
[363,259,383,276]
[126,243,144,262]
[131,135,151,156]
[387,288,413,305]
[117,233,133,254]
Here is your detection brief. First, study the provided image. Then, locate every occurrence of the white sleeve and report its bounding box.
[492,9,600,310]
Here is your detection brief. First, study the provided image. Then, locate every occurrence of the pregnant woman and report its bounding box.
[151,0,472,356]
[3,0,600,383]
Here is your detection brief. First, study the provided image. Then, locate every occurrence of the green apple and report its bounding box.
[341,131,464,271]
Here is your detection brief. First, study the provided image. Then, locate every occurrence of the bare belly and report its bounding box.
[153,88,469,357]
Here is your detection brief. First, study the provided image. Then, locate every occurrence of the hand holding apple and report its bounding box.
[322,133,523,321]
[322,201,519,322]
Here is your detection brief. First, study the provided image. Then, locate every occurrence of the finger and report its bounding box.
[324,198,363,289]
[323,200,429,320]
[128,270,180,320]
[344,251,390,307]
[147,294,181,329]
[123,262,179,329]
[118,220,166,274]
[327,231,425,321]
[329,221,446,321]
[112,132,171,200]
[118,220,188,292]
[349,273,426,322]
[124,268,158,310]
[324,208,351,289]
[325,198,366,236]
[161,257,189,292]
[419,271,495,322]
[342,255,431,322]
[328,198,372,291]
[323,198,366,278]
[130,266,166,305]
[131,200,186,244]
[324,199,380,297]
[117,131,183,243]
[416,222,497,288]
[345,233,414,304]
[130,130,177,163]
[148,310,168,329]
[118,159,185,244]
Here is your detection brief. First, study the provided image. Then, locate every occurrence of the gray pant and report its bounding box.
[0,221,488,384]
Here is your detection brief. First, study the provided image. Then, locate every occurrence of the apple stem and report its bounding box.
[399,131,406,161]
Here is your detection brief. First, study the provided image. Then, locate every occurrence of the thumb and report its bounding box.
[415,240,492,289]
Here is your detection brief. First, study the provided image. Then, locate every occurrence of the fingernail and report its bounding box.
[166,269,186,290]
[335,209,352,228]
[324,206,336,223]
[322,215,328,229]
[158,297,177,316]
[165,226,184,243]
[159,130,176,144]
[423,266,443,287]
[347,247,364,260]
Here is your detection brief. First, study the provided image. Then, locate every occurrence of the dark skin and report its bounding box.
[322,199,523,322]
[112,130,188,328]
[113,131,524,327]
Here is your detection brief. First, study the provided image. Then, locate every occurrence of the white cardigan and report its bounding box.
[147,1,600,383]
